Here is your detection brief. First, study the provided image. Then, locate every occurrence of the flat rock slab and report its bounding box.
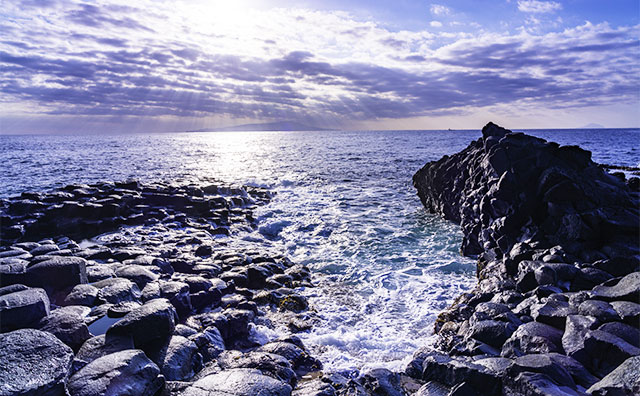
[25,256,88,292]
[68,349,164,396]
[183,368,292,396]
[0,286,50,332]
[0,329,73,396]
[592,272,640,303]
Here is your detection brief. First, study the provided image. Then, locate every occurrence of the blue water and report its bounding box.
[1,128,638,370]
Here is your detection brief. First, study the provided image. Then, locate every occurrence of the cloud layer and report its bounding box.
[1,0,638,131]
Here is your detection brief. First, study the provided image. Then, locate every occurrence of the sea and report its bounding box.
[1,128,638,372]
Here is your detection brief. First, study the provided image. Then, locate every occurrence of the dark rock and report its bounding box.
[467,320,517,348]
[115,265,158,289]
[160,335,201,381]
[419,351,501,395]
[292,378,336,396]
[257,340,322,375]
[598,322,640,348]
[0,261,28,287]
[501,321,563,357]
[503,371,583,396]
[530,299,576,329]
[508,354,575,388]
[592,272,640,303]
[587,356,640,396]
[182,368,292,396]
[38,306,91,351]
[562,315,598,362]
[25,256,88,293]
[610,301,640,325]
[415,382,450,396]
[578,300,620,323]
[86,265,116,282]
[218,350,296,386]
[160,281,192,319]
[583,329,640,378]
[0,286,50,332]
[190,326,225,362]
[0,329,73,396]
[359,368,406,396]
[106,298,177,358]
[63,284,98,307]
[94,278,142,304]
[68,349,164,396]
[73,334,134,373]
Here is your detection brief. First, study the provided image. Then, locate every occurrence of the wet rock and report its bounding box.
[73,334,134,373]
[587,356,640,396]
[415,381,450,396]
[159,335,201,381]
[218,350,296,386]
[292,378,336,396]
[160,281,192,318]
[257,340,322,375]
[501,321,563,357]
[190,326,225,362]
[0,286,50,332]
[25,256,88,293]
[508,354,575,388]
[94,278,142,304]
[419,351,501,395]
[86,265,116,282]
[63,284,98,307]
[38,306,91,351]
[115,265,158,289]
[107,301,142,317]
[183,368,292,396]
[68,349,164,396]
[107,298,177,357]
[359,368,406,396]
[503,371,583,396]
[591,272,640,303]
[0,329,73,396]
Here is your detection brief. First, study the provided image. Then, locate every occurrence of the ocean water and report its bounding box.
[1,128,638,371]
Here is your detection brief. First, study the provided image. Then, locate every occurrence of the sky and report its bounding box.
[0,0,639,133]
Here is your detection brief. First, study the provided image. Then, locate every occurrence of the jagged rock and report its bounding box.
[0,286,50,332]
[419,350,501,395]
[592,272,640,303]
[501,322,563,357]
[587,356,640,396]
[358,368,406,396]
[160,281,192,319]
[190,326,226,362]
[610,301,640,325]
[577,300,619,323]
[530,299,576,329]
[182,368,292,396]
[86,265,116,282]
[0,329,74,396]
[38,305,91,351]
[562,315,598,362]
[68,349,164,396]
[507,354,575,388]
[466,319,517,348]
[415,381,451,396]
[582,330,640,377]
[291,378,336,396]
[598,321,640,348]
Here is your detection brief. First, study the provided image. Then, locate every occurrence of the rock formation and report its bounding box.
[411,122,639,395]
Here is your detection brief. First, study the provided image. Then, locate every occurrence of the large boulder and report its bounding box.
[159,335,202,381]
[25,256,88,293]
[587,356,640,396]
[0,329,74,396]
[182,368,292,396]
[68,349,164,396]
[0,286,50,332]
[38,306,91,351]
[106,298,177,358]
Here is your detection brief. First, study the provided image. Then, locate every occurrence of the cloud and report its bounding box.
[430,21,443,28]
[0,0,638,131]
[430,4,451,16]
[517,0,562,14]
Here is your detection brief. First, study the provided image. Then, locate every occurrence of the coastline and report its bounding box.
[0,124,638,395]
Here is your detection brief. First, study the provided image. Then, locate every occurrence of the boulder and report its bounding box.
[0,329,73,396]
[115,265,158,289]
[587,356,640,396]
[0,287,50,332]
[160,335,202,381]
[38,306,91,351]
[591,272,640,303]
[63,284,98,307]
[530,299,576,329]
[95,278,142,304]
[160,281,192,319]
[182,368,292,396]
[106,298,177,358]
[25,256,88,293]
[68,349,164,396]
[562,315,598,362]
[598,322,640,348]
[501,322,563,358]
[218,350,296,386]
[419,350,501,395]
[257,340,322,375]
[610,301,640,325]
[582,330,640,377]
[73,334,134,373]
[467,320,517,348]
[577,300,619,323]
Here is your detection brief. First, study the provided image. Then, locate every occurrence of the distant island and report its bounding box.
[582,123,605,128]
[188,121,328,132]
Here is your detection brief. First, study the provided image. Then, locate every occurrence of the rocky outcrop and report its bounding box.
[411,123,639,395]
[0,181,320,396]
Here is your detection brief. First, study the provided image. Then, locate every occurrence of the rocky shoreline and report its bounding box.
[1,123,638,396]
[410,123,639,395]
